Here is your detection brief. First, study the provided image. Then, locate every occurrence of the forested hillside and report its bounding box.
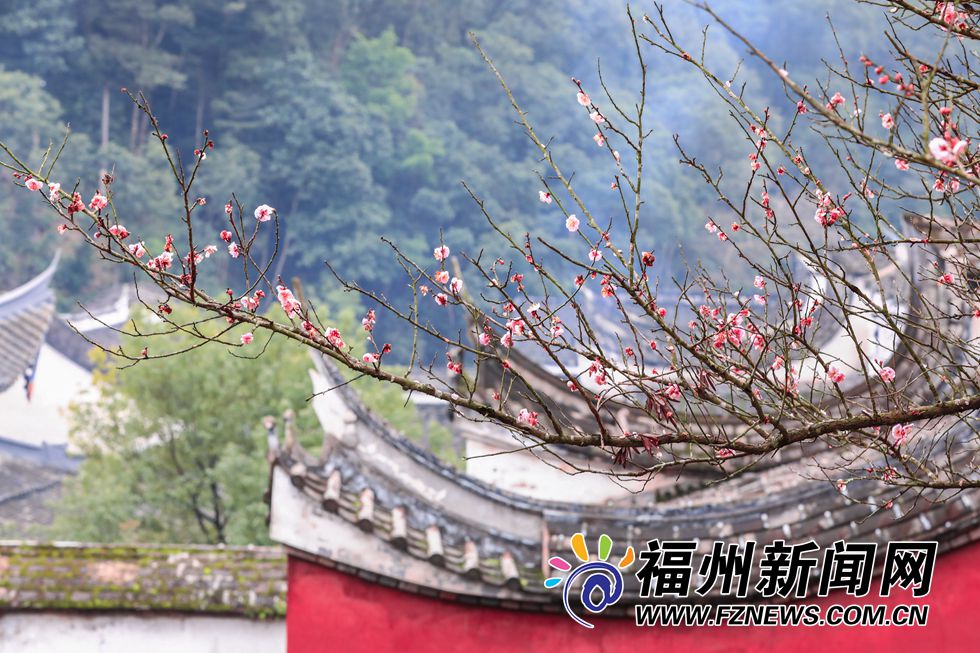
[0,0,892,308]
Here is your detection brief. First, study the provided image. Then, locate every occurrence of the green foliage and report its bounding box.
[52,307,319,544]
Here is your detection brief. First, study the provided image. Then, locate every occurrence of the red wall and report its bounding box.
[287,544,980,652]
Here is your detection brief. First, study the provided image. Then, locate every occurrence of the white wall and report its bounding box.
[0,613,284,653]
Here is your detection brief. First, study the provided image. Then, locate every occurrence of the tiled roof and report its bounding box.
[0,542,286,618]
[0,256,57,393]
[268,353,980,612]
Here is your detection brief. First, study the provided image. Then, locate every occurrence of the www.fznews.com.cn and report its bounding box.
[626,538,936,628]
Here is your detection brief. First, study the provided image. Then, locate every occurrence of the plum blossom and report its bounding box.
[538,190,553,204]
[433,245,450,261]
[754,275,766,289]
[362,353,381,364]
[434,293,449,306]
[479,332,492,346]
[878,366,896,382]
[566,215,580,232]
[880,113,895,129]
[241,332,254,345]
[929,136,967,164]
[47,182,60,199]
[589,111,605,124]
[588,248,602,262]
[827,366,846,385]
[128,242,146,258]
[593,133,604,147]
[449,277,464,295]
[518,408,539,427]
[254,204,275,222]
[89,192,108,211]
[576,91,590,106]
[276,285,302,317]
[434,270,450,284]
[665,384,682,402]
[317,327,342,349]
[895,158,910,171]
[228,242,241,258]
[891,423,912,446]
[362,309,376,332]
[446,356,462,375]
[108,224,129,239]
[220,230,233,243]
[147,251,173,272]
[24,177,43,191]
[938,272,954,285]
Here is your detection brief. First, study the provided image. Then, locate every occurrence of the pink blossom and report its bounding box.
[518,408,539,426]
[593,133,604,147]
[827,366,846,385]
[754,275,766,289]
[25,177,43,192]
[433,245,450,261]
[108,224,129,239]
[938,272,954,285]
[891,423,912,446]
[479,333,492,346]
[220,230,233,243]
[589,111,605,124]
[47,182,60,199]
[566,215,580,232]
[665,384,682,402]
[828,92,846,109]
[449,277,463,295]
[57,224,68,235]
[434,270,450,284]
[89,192,108,211]
[894,159,909,171]
[128,242,146,258]
[576,91,590,106]
[929,136,967,164]
[880,113,894,129]
[224,202,233,215]
[434,293,449,306]
[228,242,241,258]
[254,204,275,222]
[878,366,896,382]
[147,251,173,272]
[362,353,380,364]
[362,309,376,331]
[538,191,553,204]
[276,285,302,317]
[241,332,254,345]
[588,248,602,262]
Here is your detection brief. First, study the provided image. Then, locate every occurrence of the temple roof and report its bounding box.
[0,542,286,618]
[268,352,980,611]
[0,255,57,393]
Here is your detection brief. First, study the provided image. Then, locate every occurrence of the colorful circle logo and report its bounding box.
[544,532,635,628]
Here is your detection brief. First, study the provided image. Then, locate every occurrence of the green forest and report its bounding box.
[0,0,892,303]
